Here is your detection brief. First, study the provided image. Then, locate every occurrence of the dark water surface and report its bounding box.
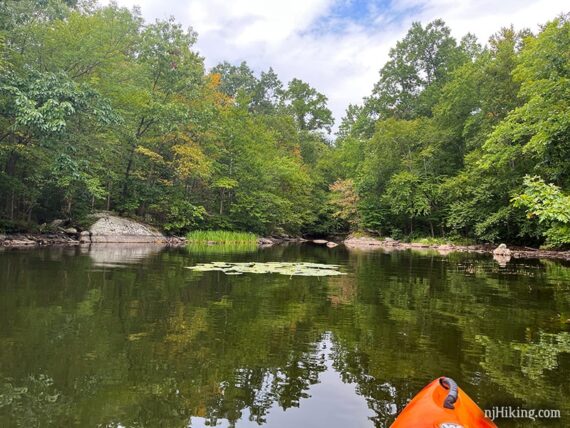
[1,244,570,427]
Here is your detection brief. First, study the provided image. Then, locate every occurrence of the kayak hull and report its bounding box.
[391,378,497,428]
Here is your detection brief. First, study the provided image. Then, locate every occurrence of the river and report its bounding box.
[1,244,569,427]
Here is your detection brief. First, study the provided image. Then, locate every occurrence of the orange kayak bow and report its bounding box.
[391,377,497,428]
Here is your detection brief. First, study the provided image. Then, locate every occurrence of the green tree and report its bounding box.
[513,175,570,246]
[211,61,257,98]
[368,19,467,120]
[284,78,334,133]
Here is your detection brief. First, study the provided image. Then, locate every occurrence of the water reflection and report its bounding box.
[493,253,512,267]
[190,334,374,428]
[186,242,259,256]
[0,246,569,427]
[86,243,165,268]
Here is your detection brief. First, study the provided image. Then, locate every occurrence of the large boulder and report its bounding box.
[88,213,166,244]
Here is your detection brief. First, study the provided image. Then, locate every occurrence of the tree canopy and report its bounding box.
[0,2,569,248]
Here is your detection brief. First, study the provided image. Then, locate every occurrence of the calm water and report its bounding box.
[1,244,570,427]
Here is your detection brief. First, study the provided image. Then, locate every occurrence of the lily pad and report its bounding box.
[185,262,345,276]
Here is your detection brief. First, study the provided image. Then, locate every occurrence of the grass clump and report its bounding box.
[186,230,257,244]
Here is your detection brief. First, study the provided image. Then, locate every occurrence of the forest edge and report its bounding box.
[2,214,570,262]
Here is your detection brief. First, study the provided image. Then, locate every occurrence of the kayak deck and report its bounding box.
[391,377,497,428]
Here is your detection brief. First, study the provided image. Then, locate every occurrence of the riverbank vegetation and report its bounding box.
[332,15,570,247]
[0,1,568,247]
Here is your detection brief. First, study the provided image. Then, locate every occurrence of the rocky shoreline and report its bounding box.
[0,212,308,249]
[3,222,570,262]
[0,232,188,248]
[343,236,570,261]
[0,213,185,248]
[0,233,307,249]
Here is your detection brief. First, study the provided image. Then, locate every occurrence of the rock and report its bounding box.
[383,237,400,246]
[88,213,166,243]
[344,236,384,249]
[326,241,338,248]
[313,239,328,245]
[258,238,275,246]
[63,227,78,235]
[49,219,65,228]
[493,243,511,257]
[410,242,429,248]
[79,231,91,243]
[9,239,36,246]
[438,244,455,251]
[0,234,6,241]
[166,236,187,246]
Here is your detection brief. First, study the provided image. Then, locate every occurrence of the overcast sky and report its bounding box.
[102,0,566,129]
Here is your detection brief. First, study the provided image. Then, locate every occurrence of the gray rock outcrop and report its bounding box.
[86,213,166,244]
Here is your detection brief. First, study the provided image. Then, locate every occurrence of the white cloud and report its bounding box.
[102,0,566,131]
[400,0,566,45]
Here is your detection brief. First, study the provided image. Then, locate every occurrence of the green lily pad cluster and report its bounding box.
[186,262,345,276]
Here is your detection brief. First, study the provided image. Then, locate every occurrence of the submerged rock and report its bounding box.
[326,241,338,248]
